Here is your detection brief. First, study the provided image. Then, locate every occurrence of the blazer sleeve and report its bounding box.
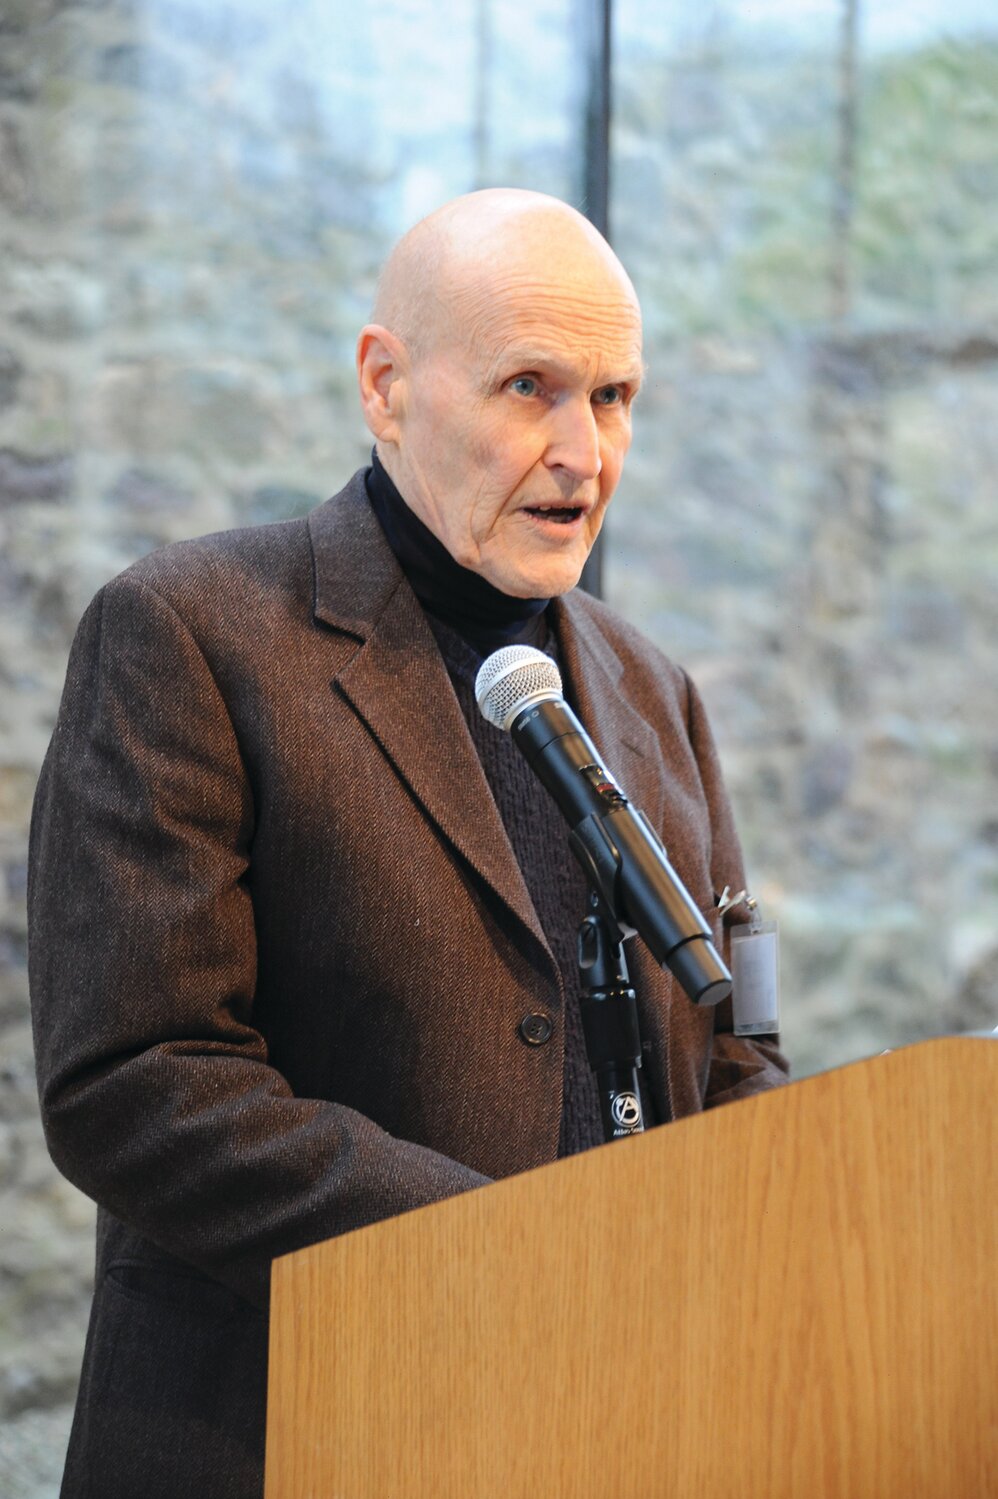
[682,671,791,1107]
[28,575,489,1311]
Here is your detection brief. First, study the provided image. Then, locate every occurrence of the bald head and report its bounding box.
[371,188,639,362]
[356,188,643,598]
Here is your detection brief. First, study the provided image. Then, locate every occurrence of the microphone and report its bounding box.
[475,646,732,1007]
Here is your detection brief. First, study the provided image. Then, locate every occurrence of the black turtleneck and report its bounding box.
[365,450,549,657]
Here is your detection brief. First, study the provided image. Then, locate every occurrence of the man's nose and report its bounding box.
[544,398,603,481]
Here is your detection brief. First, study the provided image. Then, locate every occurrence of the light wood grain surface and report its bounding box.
[265,1037,997,1498]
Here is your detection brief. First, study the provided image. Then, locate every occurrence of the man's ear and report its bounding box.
[357,324,407,444]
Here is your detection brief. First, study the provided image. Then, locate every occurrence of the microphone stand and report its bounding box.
[577,893,645,1142]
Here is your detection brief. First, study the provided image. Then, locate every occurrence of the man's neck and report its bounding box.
[364,450,550,657]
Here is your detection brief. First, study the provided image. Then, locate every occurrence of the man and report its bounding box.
[29,190,788,1497]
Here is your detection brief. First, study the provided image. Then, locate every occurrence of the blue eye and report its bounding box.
[510,376,538,397]
[593,385,622,406]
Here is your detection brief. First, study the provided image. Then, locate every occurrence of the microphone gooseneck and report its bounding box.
[475,645,732,1007]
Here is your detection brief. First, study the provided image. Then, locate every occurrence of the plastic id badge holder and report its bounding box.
[730,920,780,1036]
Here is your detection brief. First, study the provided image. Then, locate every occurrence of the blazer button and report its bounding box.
[518,1012,553,1046]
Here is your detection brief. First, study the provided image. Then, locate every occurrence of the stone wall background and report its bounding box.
[2,2,996,1493]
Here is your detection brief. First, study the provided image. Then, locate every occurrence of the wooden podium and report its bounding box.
[265,1037,997,1497]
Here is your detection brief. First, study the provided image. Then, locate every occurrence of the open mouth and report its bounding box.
[524,505,584,525]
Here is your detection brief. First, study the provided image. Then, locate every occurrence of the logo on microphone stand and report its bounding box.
[610,1090,641,1133]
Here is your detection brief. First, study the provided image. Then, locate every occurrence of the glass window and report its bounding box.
[609,0,998,1074]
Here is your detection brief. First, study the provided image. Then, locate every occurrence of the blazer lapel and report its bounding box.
[308,475,547,952]
[553,593,668,830]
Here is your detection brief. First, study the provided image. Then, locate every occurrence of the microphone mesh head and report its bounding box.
[475,645,563,732]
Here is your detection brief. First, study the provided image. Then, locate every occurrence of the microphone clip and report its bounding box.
[576,898,645,1142]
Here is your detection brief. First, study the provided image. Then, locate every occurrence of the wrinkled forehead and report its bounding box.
[445,264,644,384]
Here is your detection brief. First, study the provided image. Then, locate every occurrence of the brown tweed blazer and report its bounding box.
[29,472,786,1496]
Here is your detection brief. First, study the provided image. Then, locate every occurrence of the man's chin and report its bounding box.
[486,556,587,600]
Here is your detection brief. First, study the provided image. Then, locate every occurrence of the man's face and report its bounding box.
[383,258,643,598]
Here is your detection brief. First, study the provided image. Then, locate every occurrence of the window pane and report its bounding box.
[610,0,998,1075]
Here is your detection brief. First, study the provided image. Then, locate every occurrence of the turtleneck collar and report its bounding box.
[365,450,550,657]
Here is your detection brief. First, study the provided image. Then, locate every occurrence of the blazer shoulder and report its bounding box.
[97,474,371,640]
[113,514,314,620]
[562,587,692,717]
